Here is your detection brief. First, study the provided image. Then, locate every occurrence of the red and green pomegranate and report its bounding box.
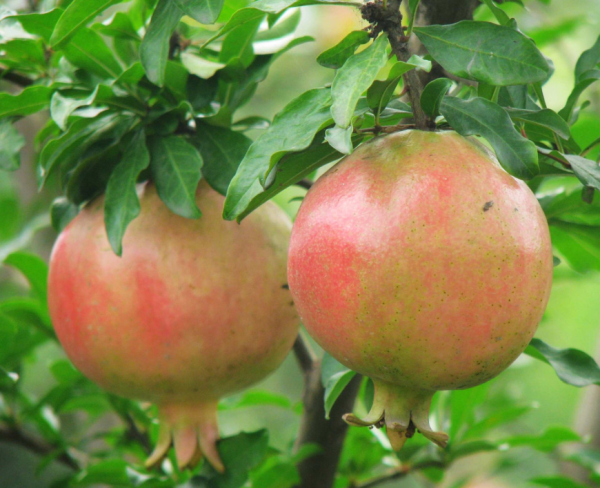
[288,130,553,449]
[48,181,298,471]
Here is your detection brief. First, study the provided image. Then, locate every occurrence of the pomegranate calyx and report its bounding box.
[145,402,224,473]
[343,380,448,451]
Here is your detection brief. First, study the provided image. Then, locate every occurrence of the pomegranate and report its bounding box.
[288,130,553,450]
[48,181,298,471]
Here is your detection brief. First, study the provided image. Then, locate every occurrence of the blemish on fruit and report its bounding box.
[483,201,494,212]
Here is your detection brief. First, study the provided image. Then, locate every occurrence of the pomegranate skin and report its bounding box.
[288,130,553,449]
[48,181,298,470]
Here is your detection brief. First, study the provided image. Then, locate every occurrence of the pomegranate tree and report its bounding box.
[48,181,298,471]
[288,130,553,450]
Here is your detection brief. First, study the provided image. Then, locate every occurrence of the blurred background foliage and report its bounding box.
[1,0,600,487]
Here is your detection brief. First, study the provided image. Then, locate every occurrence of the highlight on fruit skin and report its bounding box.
[287,130,554,450]
[47,181,298,472]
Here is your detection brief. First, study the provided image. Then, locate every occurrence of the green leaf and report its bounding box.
[463,405,533,441]
[50,0,125,48]
[317,30,370,69]
[575,34,600,83]
[230,137,346,221]
[148,136,204,219]
[505,108,571,140]
[39,113,121,185]
[104,131,150,256]
[440,96,538,179]
[50,197,79,232]
[525,338,600,387]
[331,34,389,128]
[321,352,356,419]
[254,9,301,42]
[566,155,600,193]
[0,119,25,171]
[93,12,141,40]
[50,88,99,131]
[4,251,48,303]
[219,390,292,410]
[499,425,580,452]
[140,0,183,86]
[192,124,252,196]
[367,57,431,119]
[181,52,226,78]
[420,77,453,119]
[559,69,600,123]
[62,27,123,79]
[8,8,63,43]
[174,0,225,24]
[201,430,270,488]
[224,88,332,220]
[0,85,52,118]
[531,476,589,488]
[72,459,130,486]
[219,16,262,66]
[325,125,353,155]
[549,220,600,272]
[481,0,510,25]
[449,440,498,460]
[414,21,550,86]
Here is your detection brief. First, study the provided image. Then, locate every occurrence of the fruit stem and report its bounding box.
[343,379,448,450]
[146,401,224,473]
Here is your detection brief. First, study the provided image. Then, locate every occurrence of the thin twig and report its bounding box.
[0,424,80,471]
[539,150,572,169]
[0,69,34,87]
[123,413,152,454]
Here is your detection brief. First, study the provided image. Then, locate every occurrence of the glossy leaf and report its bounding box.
[50,0,125,47]
[549,221,600,273]
[331,34,388,128]
[140,0,183,86]
[104,131,150,256]
[201,430,269,487]
[193,124,252,196]
[482,0,510,25]
[531,476,589,488]
[414,21,550,86]
[62,27,123,79]
[559,69,600,123]
[0,119,25,171]
[224,88,332,220]
[367,57,431,119]
[322,352,356,419]
[566,154,600,193]
[317,30,370,69]
[93,12,140,40]
[0,85,52,118]
[50,197,79,232]
[440,96,538,179]
[254,9,301,42]
[506,108,571,140]
[50,88,99,131]
[420,77,453,118]
[181,53,226,78]
[173,0,225,24]
[230,137,345,221]
[8,8,63,43]
[219,16,262,66]
[325,125,353,155]
[575,34,600,83]
[148,136,204,219]
[4,251,48,302]
[525,338,600,387]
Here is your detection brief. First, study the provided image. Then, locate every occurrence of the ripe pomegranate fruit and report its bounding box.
[48,181,298,471]
[288,130,553,450]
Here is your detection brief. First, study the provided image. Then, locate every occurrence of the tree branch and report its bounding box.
[361,0,434,130]
[293,347,362,488]
[0,424,80,471]
[293,332,317,374]
[0,69,34,87]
